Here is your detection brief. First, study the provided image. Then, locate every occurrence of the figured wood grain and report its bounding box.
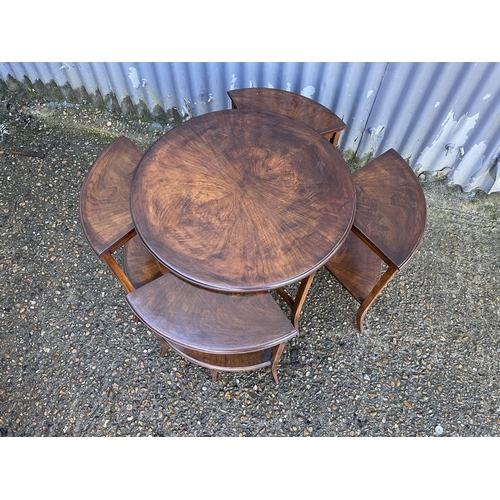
[351,148,427,269]
[123,235,163,289]
[131,109,355,292]
[126,272,298,381]
[227,88,347,144]
[126,273,297,355]
[323,148,427,333]
[324,231,382,304]
[121,234,169,356]
[80,136,143,256]
[165,340,274,371]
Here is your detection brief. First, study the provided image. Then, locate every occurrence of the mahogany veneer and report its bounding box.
[126,273,298,383]
[131,109,355,299]
[122,226,297,382]
[227,88,347,147]
[324,149,427,333]
[123,235,170,355]
[80,136,145,293]
[123,235,164,290]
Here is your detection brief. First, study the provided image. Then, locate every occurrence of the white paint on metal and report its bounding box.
[182,97,192,119]
[370,124,385,136]
[230,74,237,90]
[128,66,140,89]
[300,85,315,98]
[2,62,500,193]
[490,163,500,193]
[415,111,480,175]
[448,142,487,189]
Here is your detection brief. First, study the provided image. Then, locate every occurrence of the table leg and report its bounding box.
[329,132,340,148]
[271,342,287,383]
[102,251,135,293]
[356,263,398,334]
[291,273,315,332]
[276,272,316,333]
[158,338,169,357]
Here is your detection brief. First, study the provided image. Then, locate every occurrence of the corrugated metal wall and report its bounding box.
[1,62,499,193]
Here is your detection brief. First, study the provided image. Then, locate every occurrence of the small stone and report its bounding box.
[435,425,444,436]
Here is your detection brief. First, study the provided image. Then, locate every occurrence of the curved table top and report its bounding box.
[131,109,355,292]
[227,88,347,139]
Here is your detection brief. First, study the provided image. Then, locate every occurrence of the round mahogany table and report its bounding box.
[131,109,355,293]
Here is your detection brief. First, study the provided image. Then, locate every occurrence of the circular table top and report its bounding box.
[131,109,355,292]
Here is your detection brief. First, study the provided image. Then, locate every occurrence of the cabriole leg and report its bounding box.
[270,342,287,384]
[356,264,399,333]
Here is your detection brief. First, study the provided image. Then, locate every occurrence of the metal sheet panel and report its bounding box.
[358,62,500,193]
[1,61,499,193]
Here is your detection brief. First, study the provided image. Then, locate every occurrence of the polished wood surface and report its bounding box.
[123,235,164,290]
[349,149,427,269]
[80,136,143,257]
[126,272,298,382]
[122,234,169,355]
[80,137,172,355]
[127,273,296,354]
[80,136,144,293]
[324,232,381,304]
[131,109,355,293]
[324,149,427,332]
[227,88,347,146]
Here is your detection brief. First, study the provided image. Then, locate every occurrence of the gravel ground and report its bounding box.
[1,89,500,441]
